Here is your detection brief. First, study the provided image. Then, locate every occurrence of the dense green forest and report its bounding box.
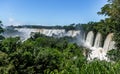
[1,33,120,74]
[1,0,120,73]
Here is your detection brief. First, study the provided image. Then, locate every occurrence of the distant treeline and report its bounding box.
[9,20,115,37]
[10,22,100,32]
[12,23,86,31]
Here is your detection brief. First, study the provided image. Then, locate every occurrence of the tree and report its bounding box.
[0,21,2,26]
[98,0,120,61]
[0,37,21,54]
[0,20,4,40]
[98,0,120,20]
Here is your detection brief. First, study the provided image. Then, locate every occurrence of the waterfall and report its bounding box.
[40,29,65,37]
[103,33,114,51]
[85,31,94,47]
[88,47,108,60]
[66,30,80,37]
[14,28,37,41]
[2,27,116,61]
[94,33,102,48]
[2,27,81,41]
[87,32,107,61]
[108,41,116,50]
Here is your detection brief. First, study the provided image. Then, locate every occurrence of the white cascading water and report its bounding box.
[14,28,37,40]
[87,33,115,61]
[88,47,108,60]
[85,31,94,48]
[65,30,80,37]
[108,41,116,50]
[103,33,114,51]
[84,31,106,60]
[2,27,80,41]
[94,33,102,48]
[87,32,107,60]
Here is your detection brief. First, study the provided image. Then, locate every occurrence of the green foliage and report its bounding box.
[98,0,120,19]
[94,19,115,35]
[98,0,120,61]
[0,34,86,73]
[0,20,4,40]
[107,49,120,62]
[0,21,4,33]
[81,21,98,33]
[0,37,21,54]
[63,23,76,31]
[0,33,120,73]
[80,60,120,74]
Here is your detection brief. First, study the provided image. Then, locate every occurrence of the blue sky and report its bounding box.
[0,0,107,26]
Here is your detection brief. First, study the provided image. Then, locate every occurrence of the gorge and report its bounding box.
[1,26,115,60]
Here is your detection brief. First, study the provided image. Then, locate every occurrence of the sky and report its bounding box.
[0,0,107,26]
